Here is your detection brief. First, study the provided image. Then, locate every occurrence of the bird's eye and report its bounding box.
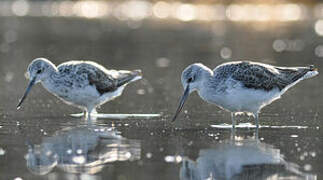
[37,69,42,74]
[187,77,193,83]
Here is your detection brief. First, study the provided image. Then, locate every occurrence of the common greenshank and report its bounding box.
[172,61,318,128]
[17,58,142,120]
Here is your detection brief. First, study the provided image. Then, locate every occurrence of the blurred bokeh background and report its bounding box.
[0,0,322,179]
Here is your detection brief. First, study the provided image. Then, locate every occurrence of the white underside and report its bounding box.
[41,73,142,113]
[96,86,125,107]
[204,85,281,115]
[43,82,125,112]
[200,71,318,116]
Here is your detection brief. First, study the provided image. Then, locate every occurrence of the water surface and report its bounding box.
[0,15,322,179]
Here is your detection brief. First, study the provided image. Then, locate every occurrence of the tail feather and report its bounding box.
[291,65,318,81]
[291,69,311,82]
[275,65,318,90]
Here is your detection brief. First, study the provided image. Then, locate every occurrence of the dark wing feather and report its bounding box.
[274,66,314,82]
[59,62,142,95]
[231,62,280,91]
[231,62,315,91]
[87,68,141,95]
[87,69,117,95]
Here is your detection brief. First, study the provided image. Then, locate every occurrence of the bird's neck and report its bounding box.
[197,69,223,103]
[41,66,60,91]
[191,68,213,92]
[199,67,214,85]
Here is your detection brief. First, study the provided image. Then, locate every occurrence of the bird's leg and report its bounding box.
[85,110,90,120]
[85,107,94,123]
[255,113,259,140]
[255,113,259,128]
[255,126,259,140]
[231,127,236,141]
[231,112,236,141]
[91,108,97,115]
[86,106,99,125]
[231,112,235,128]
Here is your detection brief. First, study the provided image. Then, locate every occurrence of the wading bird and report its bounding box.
[172,61,318,128]
[17,58,142,120]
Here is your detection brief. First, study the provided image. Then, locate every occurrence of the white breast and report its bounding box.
[199,80,282,114]
[41,80,101,107]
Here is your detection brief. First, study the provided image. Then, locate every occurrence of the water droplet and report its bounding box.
[156,57,170,68]
[72,155,86,164]
[304,164,312,171]
[273,39,287,52]
[314,45,323,57]
[125,152,132,158]
[164,155,182,163]
[175,155,182,163]
[45,150,52,156]
[66,149,72,154]
[164,155,175,162]
[136,89,146,95]
[220,47,232,59]
[12,0,30,16]
[315,20,323,36]
[176,4,196,22]
[146,152,152,159]
[300,155,305,160]
[310,151,316,157]
[153,2,171,19]
[0,148,6,155]
[76,149,83,154]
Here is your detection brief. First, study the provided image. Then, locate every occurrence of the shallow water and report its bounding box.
[0,15,322,180]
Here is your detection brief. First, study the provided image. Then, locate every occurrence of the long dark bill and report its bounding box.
[172,85,190,122]
[17,78,36,110]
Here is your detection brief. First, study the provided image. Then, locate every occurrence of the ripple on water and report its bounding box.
[70,113,161,119]
[210,123,309,129]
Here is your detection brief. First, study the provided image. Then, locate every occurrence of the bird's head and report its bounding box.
[17,58,56,109]
[173,63,211,122]
[25,58,55,83]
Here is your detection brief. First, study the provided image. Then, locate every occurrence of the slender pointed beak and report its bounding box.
[172,84,190,122]
[17,78,36,110]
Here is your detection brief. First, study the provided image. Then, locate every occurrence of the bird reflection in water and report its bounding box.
[180,137,316,180]
[25,125,140,175]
